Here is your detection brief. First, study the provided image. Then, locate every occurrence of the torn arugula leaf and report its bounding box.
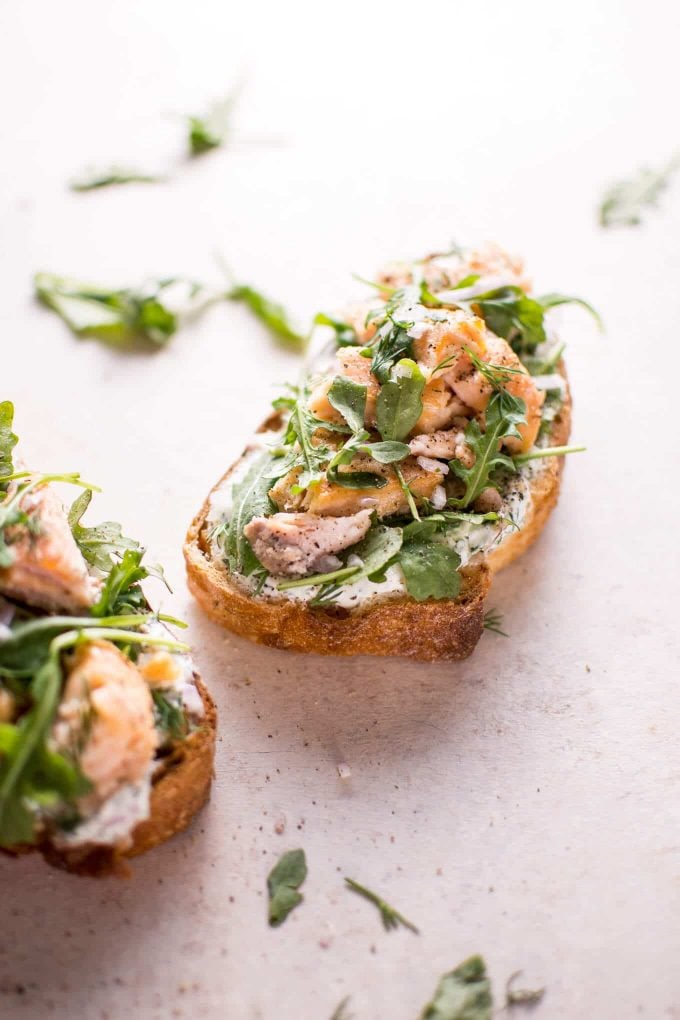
[344,877,419,933]
[218,451,282,577]
[188,92,238,156]
[375,359,425,442]
[449,390,526,508]
[471,286,546,357]
[421,955,492,1020]
[68,490,139,574]
[70,167,165,192]
[35,273,217,349]
[314,312,358,347]
[91,547,168,617]
[279,525,402,597]
[599,157,679,227]
[267,848,307,926]
[0,401,17,494]
[327,377,367,434]
[228,284,307,351]
[399,540,461,602]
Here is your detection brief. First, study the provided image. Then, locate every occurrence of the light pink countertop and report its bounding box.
[1,2,679,1016]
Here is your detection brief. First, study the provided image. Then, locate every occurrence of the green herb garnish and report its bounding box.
[344,877,419,933]
[188,92,239,156]
[375,358,425,442]
[91,548,167,617]
[420,955,493,1020]
[151,689,188,742]
[267,848,307,926]
[483,608,508,636]
[69,167,165,192]
[35,273,218,349]
[0,401,18,494]
[68,489,139,574]
[314,313,358,347]
[449,390,526,509]
[219,451,283,576]
[599,157,679,227]
[228,284,307,351]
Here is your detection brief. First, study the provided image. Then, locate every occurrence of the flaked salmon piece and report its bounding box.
[409,428,474,466]
[0,483,98,613]
[305,455,443,519]
[244,508,373,578]
[308,347,379,427]
[53,640,158,811]
[373,243,530,295]
[445,334,544,453]
[412,377,469,435]
[411,309,487,372]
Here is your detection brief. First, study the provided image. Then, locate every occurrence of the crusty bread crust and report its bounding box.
[5,677,216,877]
[184,366,571,662]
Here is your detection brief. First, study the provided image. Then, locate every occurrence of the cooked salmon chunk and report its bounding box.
[0,483,97,612]
[308,347,379,427]
[304,456,443,518]
[53,640,158,812]
[244,509,373,577]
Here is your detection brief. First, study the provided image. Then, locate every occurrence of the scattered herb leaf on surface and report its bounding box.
[344,877,419,934]
[188,91,239,156]
[70,167,165,192]
[229,284,307,351]
[483,609,508,637]
[420,955,493,1020]
[267,848,307,926]
[599,157,679,227]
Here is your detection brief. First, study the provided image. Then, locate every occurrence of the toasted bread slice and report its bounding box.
[4,675,216,877]
[185,366,571,662]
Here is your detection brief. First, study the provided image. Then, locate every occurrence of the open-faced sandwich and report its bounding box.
[0,401,215,875]
[186,243,595,661]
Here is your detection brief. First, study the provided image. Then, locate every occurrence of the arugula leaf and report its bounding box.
[599,157,679,227]
[91,548,157,617]
[326,444,388,489]
[399,541,461,602]
[229,284,307,351]
[327,377,367,434]
[370,323,413,382]
[471,286,546,356]
[188,92,238,156]
[314,313,358,347]
[35,273,216,348]
[344,877,419,933]
[151,689,188,742]
[449,390,526,509]
[0,655,63,846]
[421,955,492,1020]
[375,359,425,442]
[68,490,139,574]
[221,451,282,576]
[357,440,410,463]
[537,293,603,331]
[70,167,165,192]
[0,401,17,495]
[267,848,307,926]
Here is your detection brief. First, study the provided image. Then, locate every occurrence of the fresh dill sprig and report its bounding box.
[344,877,419,934]
[483,609,508,637]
